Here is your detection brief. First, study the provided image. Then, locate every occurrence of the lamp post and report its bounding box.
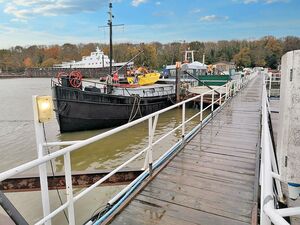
[32,96,54,225]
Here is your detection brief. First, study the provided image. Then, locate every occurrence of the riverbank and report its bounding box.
[0,73,28,79]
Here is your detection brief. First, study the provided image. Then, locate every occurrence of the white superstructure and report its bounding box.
[53,47,132,69]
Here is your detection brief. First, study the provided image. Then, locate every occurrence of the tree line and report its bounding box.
[0,36,299,73]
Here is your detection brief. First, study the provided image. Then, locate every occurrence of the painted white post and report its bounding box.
[200,95,203,122]
[148,117,153,174]
[225,82,228,100]
[143,117,151,170]
[211,91,214,112]
[64,152,75,224]
[145,115,158,174]
[269,73,272,98]
[182,103,185,138]
[219,91,222,105]
[32,96,52,225]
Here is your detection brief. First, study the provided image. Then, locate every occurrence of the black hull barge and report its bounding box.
[52,78,175,133]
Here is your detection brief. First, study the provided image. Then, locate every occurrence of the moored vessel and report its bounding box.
[52,72,175,132]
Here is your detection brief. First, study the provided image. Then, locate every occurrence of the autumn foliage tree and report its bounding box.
[41,58,59,67]
[233,48,251,68]
[44,46,60,60]
[23,57,33,68]
[0,35,299,73]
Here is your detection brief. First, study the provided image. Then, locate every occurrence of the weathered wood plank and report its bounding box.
[178,150,256,166]
[182,146,257,160]
[186,142,257,155]
[166,161,255,183]
[141,185,252,222]
[145,177,254,205]
[160,164,255,188]
[132,195,249,225]
[171,156,255,175]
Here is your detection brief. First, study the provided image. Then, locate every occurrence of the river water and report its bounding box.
[0,78,205,224]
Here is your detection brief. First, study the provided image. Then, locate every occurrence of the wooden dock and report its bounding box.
[105,76,263,225]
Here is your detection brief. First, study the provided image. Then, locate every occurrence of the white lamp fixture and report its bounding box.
[36,96,54,123]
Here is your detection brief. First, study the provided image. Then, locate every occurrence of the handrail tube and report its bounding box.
[74,147,148,202]
[152,123,184,146]
[260,76,297,225]
[203,104,212,112]
[185,111,202,124]
[276,207,300,217]
[264,204,290,225]
[35,201,69,225]
[44,141,83,146]
[271,172,281,180]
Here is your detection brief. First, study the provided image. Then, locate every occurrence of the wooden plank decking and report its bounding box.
[108,75,262,225]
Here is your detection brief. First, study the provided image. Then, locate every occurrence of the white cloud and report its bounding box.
[155,1,161,5]
[131,0,147,7]
[0,24,101,48]
[190,8,202,14]
[264,0,289,3]
[2,0,107,22]
[200,15,229,22]
[233,0,289,3]
[243,0,258,3]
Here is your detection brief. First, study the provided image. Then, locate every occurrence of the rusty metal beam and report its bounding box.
[0,169,143,192]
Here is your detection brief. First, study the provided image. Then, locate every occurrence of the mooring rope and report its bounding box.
[128,95,142,122]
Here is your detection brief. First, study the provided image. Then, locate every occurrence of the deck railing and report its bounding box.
[0,73,256,225]
[260,78,300,225]
[265,72,281,98]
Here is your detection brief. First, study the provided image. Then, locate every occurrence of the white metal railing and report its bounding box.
[266,72,281,98]
[260,76,300,225]
[0,73,255,225]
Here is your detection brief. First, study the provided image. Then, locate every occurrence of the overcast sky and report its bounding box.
[0,0,299,48]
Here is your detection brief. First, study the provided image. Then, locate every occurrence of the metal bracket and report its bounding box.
[290,69,293,82]
[285,156,288,167]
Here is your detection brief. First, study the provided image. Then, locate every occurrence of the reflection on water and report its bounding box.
[0,78,209,224]
[54,107,208,173]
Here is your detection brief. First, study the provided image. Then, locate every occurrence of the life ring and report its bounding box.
[57,72,68,84]
[69,71,83,88]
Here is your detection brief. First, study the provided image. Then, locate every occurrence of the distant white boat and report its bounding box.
[53,47,133,69]
[162,50,207,78]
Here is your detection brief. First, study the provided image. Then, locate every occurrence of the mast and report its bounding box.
[99,1,123,75]
[108,1,113,75]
